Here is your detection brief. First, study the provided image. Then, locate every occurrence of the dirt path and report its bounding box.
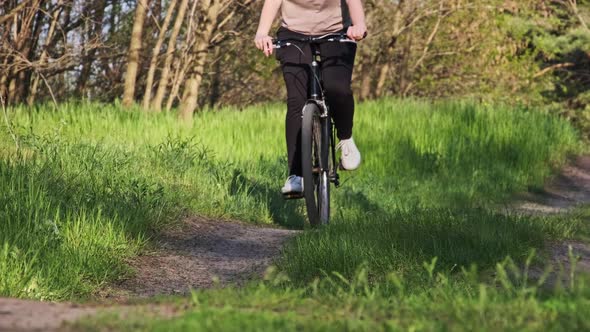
[113,216,299,298]
[512,156,590,279]
[1,156,589,331]
[513,156,590,214]
[0,217,299,331]
[0,298,185,332]
[0,299,95,332]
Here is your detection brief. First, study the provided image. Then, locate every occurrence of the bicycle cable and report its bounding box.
[276,42,324,101]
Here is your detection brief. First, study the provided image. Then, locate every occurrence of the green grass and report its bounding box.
[0,98,586,325]
[75,262,590,331]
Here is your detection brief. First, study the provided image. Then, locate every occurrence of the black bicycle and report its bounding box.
[274,33,358,226]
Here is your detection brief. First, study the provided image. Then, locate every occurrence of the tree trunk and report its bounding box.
[375,4,404,98]
[5,0,43,104]
[179,0,221,121]
[166,53,194,111]
[28,1,63,105]
[122,0,149,107]
[164,0,199,111]
[76,0,106,98]
[151,0,189,111]
[179,51,208,120]
[375,62,392,98]
[208,47,222,108]
[0,56,9,101]
[359,61,373,100]
[141,0,177,110]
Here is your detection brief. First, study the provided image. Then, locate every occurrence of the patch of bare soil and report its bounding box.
[531,241,590,287]
[0,298,95,332]
[113,216,300,298]
[513,156,590,214]
[0,298,188,332]
[512,156,590,281]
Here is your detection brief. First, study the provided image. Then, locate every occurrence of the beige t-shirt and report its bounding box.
[281,0,352,35]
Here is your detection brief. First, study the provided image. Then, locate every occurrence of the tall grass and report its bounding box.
[0,99,583,300]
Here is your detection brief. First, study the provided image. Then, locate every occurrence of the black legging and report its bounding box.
[275,27,357,177]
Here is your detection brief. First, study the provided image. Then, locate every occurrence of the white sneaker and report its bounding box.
[337,137,361,170]
[281,175,303,194]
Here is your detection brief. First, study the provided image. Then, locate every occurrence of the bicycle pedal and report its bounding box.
[283,192,304,200]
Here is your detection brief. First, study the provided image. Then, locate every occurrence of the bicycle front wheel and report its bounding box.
[301,103,330,226]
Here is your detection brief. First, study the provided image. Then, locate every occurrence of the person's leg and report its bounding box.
[281,63,308,176]
[276,27,313,177]
[320,42,356,140]
[320,41,361,170]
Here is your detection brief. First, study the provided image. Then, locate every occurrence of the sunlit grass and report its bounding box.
[0,99,584,300]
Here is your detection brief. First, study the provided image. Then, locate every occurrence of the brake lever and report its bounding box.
[339,32,368,43]
[273,41,292,49]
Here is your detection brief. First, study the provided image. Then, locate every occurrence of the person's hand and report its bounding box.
[347,24,367,41]
[255,34,274,57]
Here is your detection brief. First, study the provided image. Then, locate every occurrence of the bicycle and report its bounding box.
[274,33,359,226]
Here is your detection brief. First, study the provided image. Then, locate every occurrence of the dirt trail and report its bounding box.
[0,299,184,332]
[114,216,299,298]
[0,217,298,331]
[1,156,589,331]
[0,299,94,332]
[512,156,590,279]
[513,156,590,214]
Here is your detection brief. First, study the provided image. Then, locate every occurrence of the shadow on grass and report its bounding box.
[220,156,553,284]
[1,147,176,244]
[229,168,306,230]
[278,185,555,284]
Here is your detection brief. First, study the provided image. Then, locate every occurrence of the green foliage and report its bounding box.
[498,1,590,137]
[533,27,590,58]
[362,0,590,137]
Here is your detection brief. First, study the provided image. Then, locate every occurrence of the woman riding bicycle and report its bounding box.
[254,0,367,196]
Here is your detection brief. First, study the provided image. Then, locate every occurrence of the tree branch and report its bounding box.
[0,0,33,25]
[533,62,576,78]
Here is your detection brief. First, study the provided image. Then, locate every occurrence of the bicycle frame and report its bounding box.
[307,42,340,187]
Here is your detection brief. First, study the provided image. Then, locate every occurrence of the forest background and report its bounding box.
[1,0,589,134]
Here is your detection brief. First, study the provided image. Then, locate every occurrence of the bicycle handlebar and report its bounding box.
[273,32,365,49]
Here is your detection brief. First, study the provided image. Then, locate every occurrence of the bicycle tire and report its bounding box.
[301,103,330,226]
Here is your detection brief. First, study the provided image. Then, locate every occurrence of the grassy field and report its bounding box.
[1,99,589,329]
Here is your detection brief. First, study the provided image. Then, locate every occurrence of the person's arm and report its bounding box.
[254,0,282,57]
[346,0,367,40]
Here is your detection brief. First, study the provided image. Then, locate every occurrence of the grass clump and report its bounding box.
[0,148,158,299]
